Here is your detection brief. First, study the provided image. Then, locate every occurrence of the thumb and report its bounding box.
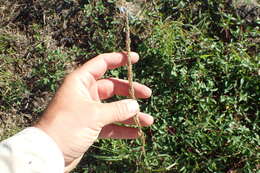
[99,99,140,125]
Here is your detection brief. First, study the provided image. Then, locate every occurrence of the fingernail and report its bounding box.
[147,115,154,124]
[130,52,139,58]
[146,88,152,96]
[126,100,139,114]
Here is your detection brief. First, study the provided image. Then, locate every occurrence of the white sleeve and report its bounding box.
[0,127,65,173]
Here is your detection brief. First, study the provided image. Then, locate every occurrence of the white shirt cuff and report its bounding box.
[0,127,65,173]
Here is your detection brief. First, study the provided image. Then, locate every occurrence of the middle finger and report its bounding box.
[97,78,152,100]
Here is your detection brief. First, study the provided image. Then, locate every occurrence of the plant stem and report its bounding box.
[125,9,146,156]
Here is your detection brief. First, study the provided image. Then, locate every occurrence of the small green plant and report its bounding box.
[0,34,28,109]
[31,48,72,92]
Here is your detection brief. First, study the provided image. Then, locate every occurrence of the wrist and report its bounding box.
[34,112,99,166]
[34,116,73,165]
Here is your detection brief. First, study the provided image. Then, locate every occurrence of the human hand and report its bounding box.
[35,52,153,171]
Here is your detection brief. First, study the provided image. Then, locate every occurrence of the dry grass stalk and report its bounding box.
[124,5,146,157]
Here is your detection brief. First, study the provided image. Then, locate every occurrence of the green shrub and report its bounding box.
[75,1,259,172]
[0,0,259,172]
[135,21,259,172]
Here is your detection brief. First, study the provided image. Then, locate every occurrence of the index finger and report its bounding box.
[78,52,139,79]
